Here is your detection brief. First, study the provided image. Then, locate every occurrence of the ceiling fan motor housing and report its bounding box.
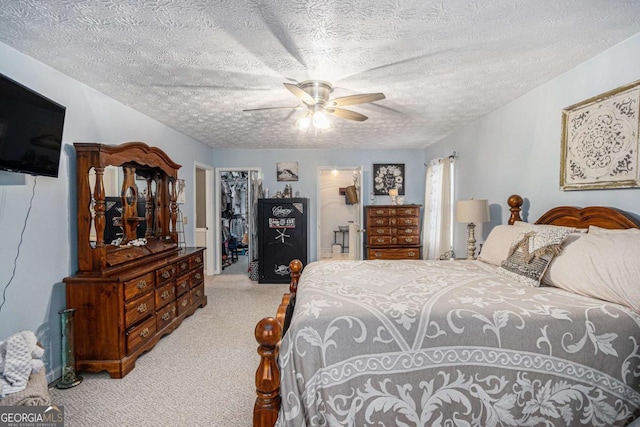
[298,80,332,105]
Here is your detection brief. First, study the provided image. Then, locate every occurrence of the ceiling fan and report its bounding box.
[243,80,385,130]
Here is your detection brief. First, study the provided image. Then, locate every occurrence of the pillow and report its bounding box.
[543,230,640,311]
[478,225,526,266]
[496,226,573,287]
[588,225,640,235]
[514,220,585,233]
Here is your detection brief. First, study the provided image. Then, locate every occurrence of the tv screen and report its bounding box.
[0,73,66,177]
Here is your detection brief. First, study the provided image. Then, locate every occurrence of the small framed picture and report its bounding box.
[277,162,299,181]
[176,178,186,204]
[373,163,405,195]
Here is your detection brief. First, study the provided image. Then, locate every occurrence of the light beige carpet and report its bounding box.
[49,273,288,427]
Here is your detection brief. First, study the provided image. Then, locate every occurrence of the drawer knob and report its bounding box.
[404,219,412,224]
[137,303,148,313]
[376,238,384,243]
[161,290,171,299]
[376,229,384,234]
[406,238,413,243]
[161,312,171,321]
[196,290,202,297]
[181,299,189,307]
[195,257,202,263]
[408,252,416,257]
[375,209,384,214]
[375,251,382,257]
[162,271,171,279]
[179,281,187,288]
[405,228,413,233]
[194,273,202,280]
[137,280,147,290]
[181,262,188,269]
[140,328,150,338]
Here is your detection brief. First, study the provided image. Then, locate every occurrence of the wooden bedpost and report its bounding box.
[254,317,282,427]
[507,194,523,224]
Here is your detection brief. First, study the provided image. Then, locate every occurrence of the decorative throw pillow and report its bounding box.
[496,226,573,287]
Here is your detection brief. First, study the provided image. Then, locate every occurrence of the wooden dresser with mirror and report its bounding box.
[64,141,207,378]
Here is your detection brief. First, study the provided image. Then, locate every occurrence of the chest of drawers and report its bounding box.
[365,205,422,260]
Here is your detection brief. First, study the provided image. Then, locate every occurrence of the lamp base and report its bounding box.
[466,222,477,260]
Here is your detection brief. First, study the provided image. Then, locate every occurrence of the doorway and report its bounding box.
[214,167,261,275]
[317,166,364,260]
[194,163,215,275]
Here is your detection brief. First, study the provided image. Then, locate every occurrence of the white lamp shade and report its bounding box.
[456,199,489,223]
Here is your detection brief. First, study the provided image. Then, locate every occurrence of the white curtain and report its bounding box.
[422,156,454,259]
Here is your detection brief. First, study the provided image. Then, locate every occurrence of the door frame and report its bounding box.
[194,162,215,276]
[316,165,364,260]
[214,166,261,274]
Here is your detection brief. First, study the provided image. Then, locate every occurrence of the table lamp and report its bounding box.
[388,188,398,205]
[456,199,489,259]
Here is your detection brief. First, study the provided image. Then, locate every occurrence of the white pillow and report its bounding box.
[588,225,640,235]
[543,231,640,312]
[478,225,525,266]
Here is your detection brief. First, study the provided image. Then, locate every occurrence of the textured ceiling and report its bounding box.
[1,1,639,150]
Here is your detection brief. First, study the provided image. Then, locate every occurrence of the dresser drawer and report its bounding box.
[396,235,419,245]
[397,206,420,216]
[368,207,391,217]
[370,227,391,236]
[156,302,176,331]
[176,258,190,276]
[176,291,192,316]
[190,267,204,288]
[368,248,420,260]
[175,274,190,296]
[369,236,393,245]
[192,282,205,304]
[156,264,177,287]
[155,281,175,309]
[190,252,204,270]
[369,217,389,226]
[396,226,419,236]
[126,316,156,354]
[124,292,154,328]
[123,272,155,302]
[391,216,419,226]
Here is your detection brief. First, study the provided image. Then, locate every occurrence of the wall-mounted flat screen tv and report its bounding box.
[0,73,66,177]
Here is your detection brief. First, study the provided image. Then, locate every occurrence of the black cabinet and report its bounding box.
[257,198,309,283]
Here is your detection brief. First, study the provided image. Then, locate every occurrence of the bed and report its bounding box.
[254,195,640,426]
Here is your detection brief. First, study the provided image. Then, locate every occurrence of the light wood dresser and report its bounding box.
[365,205,422,260]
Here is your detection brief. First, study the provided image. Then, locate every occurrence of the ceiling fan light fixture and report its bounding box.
[312,109,331,130]
[295,112,311,130]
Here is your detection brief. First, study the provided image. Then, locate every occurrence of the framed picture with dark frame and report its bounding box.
[373,163,405,195]
[560,79,640,191]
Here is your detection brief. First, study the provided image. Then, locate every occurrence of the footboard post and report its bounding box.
[254,317,282,427]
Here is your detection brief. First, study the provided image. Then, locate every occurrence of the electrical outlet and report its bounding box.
[183,216,188,225]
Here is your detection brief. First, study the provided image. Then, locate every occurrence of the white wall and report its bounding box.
[213,148,427,261]
[0,42,213,381]
[426,33,640,258]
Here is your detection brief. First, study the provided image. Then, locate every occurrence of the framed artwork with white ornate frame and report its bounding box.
[560,79,640,191]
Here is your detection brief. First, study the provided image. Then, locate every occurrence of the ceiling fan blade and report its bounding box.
[283,83,315,104]
[243,106,302,112]
[328,93,385,107]
[326,108,368,121]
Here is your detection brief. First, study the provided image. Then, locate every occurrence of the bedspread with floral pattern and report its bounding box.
[275,260,640,427]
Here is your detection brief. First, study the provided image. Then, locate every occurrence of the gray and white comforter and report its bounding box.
[276,260,640,426]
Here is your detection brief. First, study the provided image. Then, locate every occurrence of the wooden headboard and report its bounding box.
[535,206,640,229]
[507,194,640,230]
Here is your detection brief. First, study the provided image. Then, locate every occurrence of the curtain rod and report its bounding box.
[424,151,456,166]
